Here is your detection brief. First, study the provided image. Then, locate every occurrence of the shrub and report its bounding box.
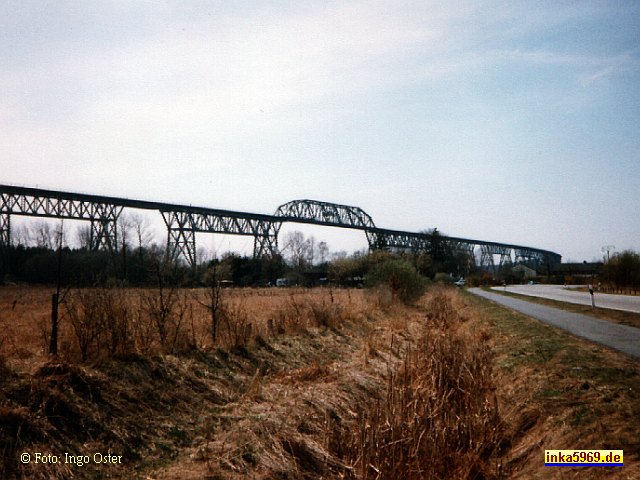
[308,297,342,329]
[603,250,640,293]
[364,259,426,304]
[62,288,132,362]
[63,289,108,362]
[434,272,453,284]
[219,300,252,349]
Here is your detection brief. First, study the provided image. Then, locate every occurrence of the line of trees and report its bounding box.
[0,242,292,288]
[0,217,288,287]
[602,250,640,294]
[1,218,482,288]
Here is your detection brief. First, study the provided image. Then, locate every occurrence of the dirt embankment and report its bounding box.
[1,287,504,479]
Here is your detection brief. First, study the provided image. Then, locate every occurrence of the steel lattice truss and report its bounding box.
[160,210,279,264]
[0,187,123,252]
[365,228,431,252]
[275,200,389,255]
[479,244,512,271]
[0,213,10,246]
[368,228,560,271]
[274,199,376,230]
[0,185,562,269]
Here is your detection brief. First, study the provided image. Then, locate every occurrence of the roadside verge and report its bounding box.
[469,288,640,360]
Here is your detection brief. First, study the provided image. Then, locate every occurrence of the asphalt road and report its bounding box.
[490,284,640,314]
[468,288,640,360]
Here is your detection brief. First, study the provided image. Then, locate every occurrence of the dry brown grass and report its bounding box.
[0,286,371,367]
[3,284,635,479]
[329,290,502,479]
[150,288,502,480]
[0,285,385,478]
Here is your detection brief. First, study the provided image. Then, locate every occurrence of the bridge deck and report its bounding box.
[0,184,561,265]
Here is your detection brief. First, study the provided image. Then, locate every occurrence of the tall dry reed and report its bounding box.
[333,291,502,479]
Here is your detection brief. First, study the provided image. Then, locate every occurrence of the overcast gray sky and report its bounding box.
[2,1,639,261]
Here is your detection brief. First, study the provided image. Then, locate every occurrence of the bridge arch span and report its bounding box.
[274,199,376,231]
[0,184,562,270]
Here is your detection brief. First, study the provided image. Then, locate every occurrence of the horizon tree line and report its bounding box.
[0,216,548,287]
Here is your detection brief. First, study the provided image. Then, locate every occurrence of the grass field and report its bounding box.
[1,285,638,479]
[0,286,376,365]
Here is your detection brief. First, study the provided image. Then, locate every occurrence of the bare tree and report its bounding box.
[196,261,231,344]
[33,221,56,249]
[283,231,311,271]
[11,223,31,247]
[118,215,133,250]
[306,235,316,267]
[143,261,188,353]
[76,224,92,250]
[129,213,154,252]
[128,213,155,279]
[118,214,135,279]
[318,241,329,265]
[49,220,65,355]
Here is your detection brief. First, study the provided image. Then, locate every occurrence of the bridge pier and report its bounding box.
[0,213,10,247]
[0,185,563,275]
[514,248,538,269]
[365,230,387,251]
[0,213,9,278]
[253,224,280,258]
[161,210,282,267]
[89,205,122,253]
[162,211,197,267]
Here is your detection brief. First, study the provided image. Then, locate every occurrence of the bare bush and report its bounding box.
[143,286,188,354]
[219,301,252,349]
[62,288,131,362]
[286,293,308,330]
[63,290,106,362]
[130,295,155,354]
[308,290,343,329]
[195,263,228,344]
[100,289,131,356]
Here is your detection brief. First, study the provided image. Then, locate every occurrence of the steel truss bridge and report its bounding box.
[0,184,561,271]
